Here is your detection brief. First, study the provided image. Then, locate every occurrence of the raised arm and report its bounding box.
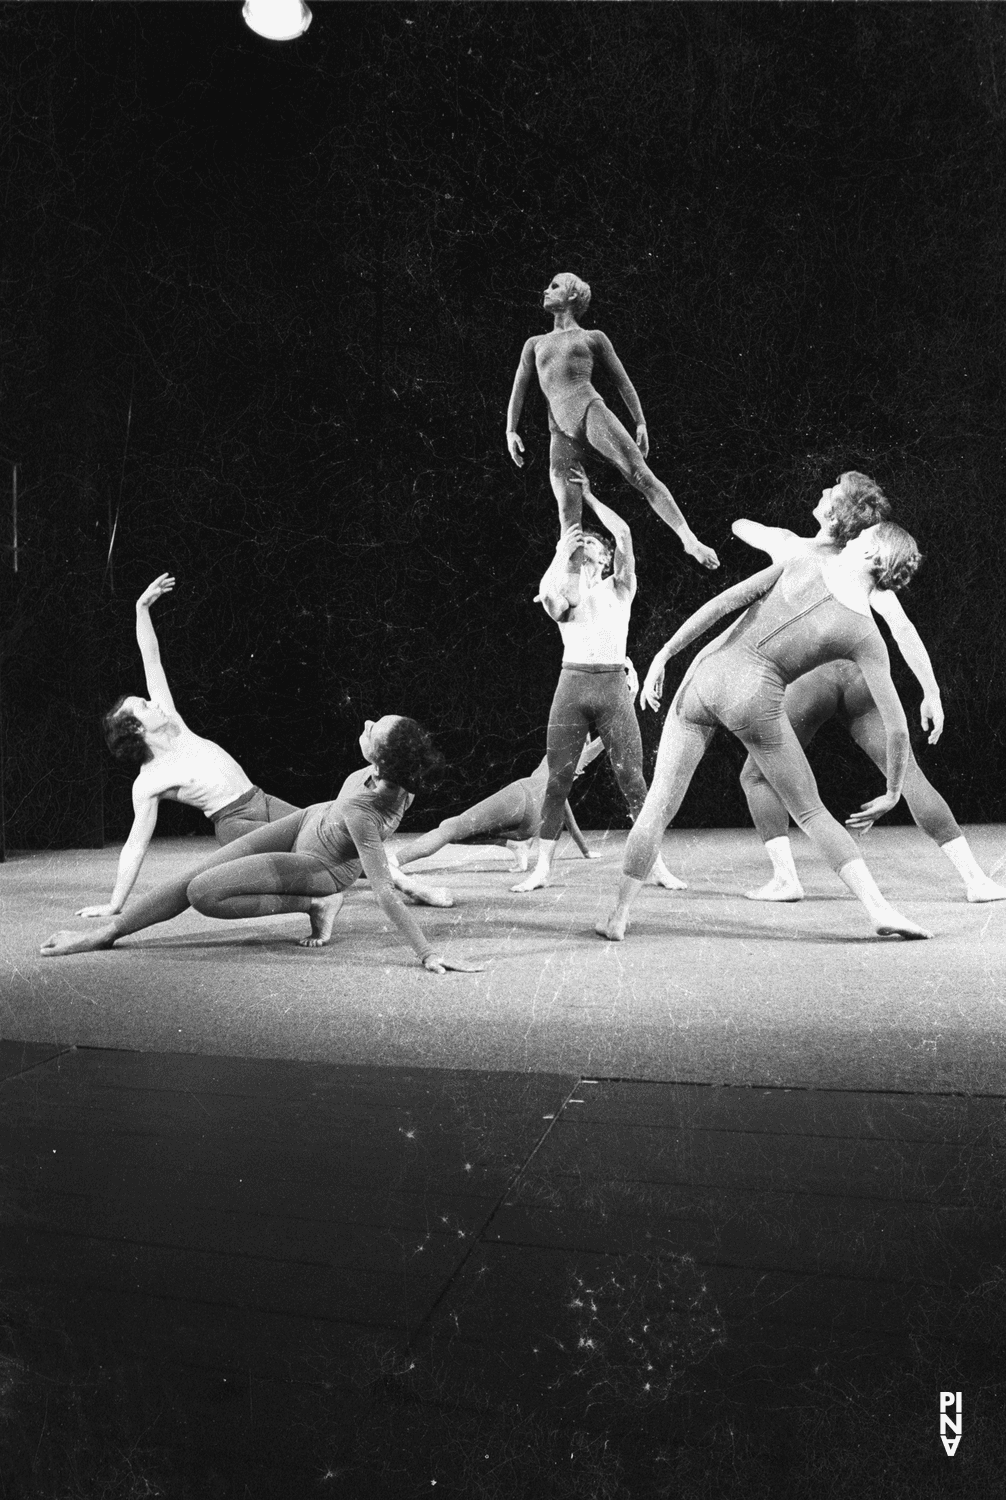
[75,784,160,917]
[592,330,646,449]
[347,806,483,974]
[535,527,582,620]
[640,563,784,710]
[574,468,635,596]
[731,519,803,564]
[869,589,943,743]
[506,337,538,467]
[845,631,911,830]
[135,574,178,716]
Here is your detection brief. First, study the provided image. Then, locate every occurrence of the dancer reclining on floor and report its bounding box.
[506,271,718,605]
[389,731,608,876]
[79,573,300,920]
[732,472,1005,904]
[513,470,685,895]
[42,716,484,975]
[598,524,934,942]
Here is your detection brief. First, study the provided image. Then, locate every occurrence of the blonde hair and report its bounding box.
[869,521,922,592]
[555,272,592,317]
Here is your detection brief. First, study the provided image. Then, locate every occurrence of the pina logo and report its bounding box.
[940,1391,962,1456]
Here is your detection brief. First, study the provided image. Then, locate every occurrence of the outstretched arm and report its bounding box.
[349,808,483,973]
[869,589,943,744]
[592,330,647,452]
[845,632,911,830]
[573,468,636,597]
[731,520,803,564]
[640,563,784,710]
[135,574,178,716]
[506,338,538,467]
[75,787,160,917]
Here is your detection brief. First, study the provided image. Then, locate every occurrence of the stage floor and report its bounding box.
[3,826,1005,1092]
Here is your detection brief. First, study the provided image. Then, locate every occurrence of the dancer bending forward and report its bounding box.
[514,473,684,894]
[390,734,605,876]
[598,525,934,942]
[733,473,1005,904]
[42,716,484,975]
[80,574,299,919]
[506,272,718,604]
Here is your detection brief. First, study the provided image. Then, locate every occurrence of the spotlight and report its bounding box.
[242,0,312,42]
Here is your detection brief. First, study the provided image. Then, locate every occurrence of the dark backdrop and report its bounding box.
[3,1,1005,848]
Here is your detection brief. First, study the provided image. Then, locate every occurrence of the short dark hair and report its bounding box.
[375,717,446,794]
[830,471,892,545]
[102,695,152,766]
[869,521,922,593]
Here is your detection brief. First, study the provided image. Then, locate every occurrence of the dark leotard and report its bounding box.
[210,786,301,845]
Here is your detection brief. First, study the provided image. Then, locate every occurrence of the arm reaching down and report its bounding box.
[641,563,784,709]
[844,630,911,830]
[76,787,160,917]
[347,804,484,973]
[593,330,646,450]
[506,337,537,467]
[869,588,944,743]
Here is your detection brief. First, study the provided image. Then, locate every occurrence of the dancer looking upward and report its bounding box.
[733,474,1005,904]
[79,574,298,919]
[42,716,483,974]
[389,733,606,877]
[598,524,934,942]
[506,272,718,604]
[514,471,684,894]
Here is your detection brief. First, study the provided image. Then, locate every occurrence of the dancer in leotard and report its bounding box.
[41,717,484,975]
[506,272,718,605]
[733,474,1005,903]
[78,574,299,919]
[514,472,684,894]
[389,734,606,876]
[597,524,934,942]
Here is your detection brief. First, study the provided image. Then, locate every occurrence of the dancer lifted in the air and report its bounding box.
[513,470,685,895]
[388,733,606,877]
[78,573,299,919]
[42,715,484,975]
[598,523,934,943]
[732,472,1005,904]
[506,272,718,605]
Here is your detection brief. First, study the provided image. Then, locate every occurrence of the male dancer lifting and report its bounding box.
[513,470,684,893]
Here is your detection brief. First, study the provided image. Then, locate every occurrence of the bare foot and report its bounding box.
[966,878,1006,904]
[402,882,454,908]
[40,928,115,957]
[595,911,629,941]
[649,856,686,890]
[684,535,720,570]
[746,875,804,902]
[299,893,345,947]
[512,870,550,893]
[873,907,933,940]
[506,840,531,873]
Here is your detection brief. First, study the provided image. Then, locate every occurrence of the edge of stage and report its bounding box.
[3,826,1005,1094]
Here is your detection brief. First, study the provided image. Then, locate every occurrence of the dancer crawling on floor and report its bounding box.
[597,524,934,942]
[513,470,685,895]
[79,573,300,919]
[42,716,484,975]
[732,472,1005,904]
[506,272,718,604]
[389,732,607,876]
